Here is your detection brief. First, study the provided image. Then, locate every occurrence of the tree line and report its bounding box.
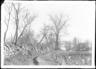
[4,2,70,51]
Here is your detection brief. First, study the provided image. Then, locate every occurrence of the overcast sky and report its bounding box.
[2,1,95,43]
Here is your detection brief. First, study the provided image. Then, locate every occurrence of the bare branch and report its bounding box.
[36,24,48,46]
[17,13,37,40]
[49,15,58,30]
[4,19,8,26]
[58,14,62,25]
[59,16,70,31]
[49,14,70,50]
[4,3,12,46]
[12,3,17,11]
[4,3,12,14]
[47,26,56,34]
[12,3,23,45]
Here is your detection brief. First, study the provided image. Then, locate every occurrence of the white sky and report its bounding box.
[2,1,95,42]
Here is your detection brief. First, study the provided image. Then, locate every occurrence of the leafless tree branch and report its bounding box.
[49,14,69,50]
[4,3,12,48]
[17,12,37,41]
[36,24,48,46]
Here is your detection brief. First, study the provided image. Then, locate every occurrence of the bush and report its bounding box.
[17,31,37,46]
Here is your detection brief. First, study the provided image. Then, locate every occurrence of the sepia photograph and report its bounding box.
[1,0,95,68]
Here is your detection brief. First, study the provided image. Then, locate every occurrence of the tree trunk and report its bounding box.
[14,12,19,45]
[55,33,59,50]
[4,30,7,44]
[37,34,46,46]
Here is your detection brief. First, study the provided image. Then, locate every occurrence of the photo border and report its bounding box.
[1,0,95,68]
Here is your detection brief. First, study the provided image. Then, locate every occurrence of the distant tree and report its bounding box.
[79,40,92,51]
[72,38,92,51]
[49,14,70,50]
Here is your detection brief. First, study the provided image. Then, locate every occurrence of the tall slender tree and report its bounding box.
[12,3,36,45]
[4,3,12,48]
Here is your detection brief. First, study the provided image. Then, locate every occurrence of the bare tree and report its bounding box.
[18,11,37,41]
[32,24,50,54]
[37,24,49,46]
[49,14,70,50]
[12,3,21,45]
[11,3,36,45]
[4,3,12,48]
